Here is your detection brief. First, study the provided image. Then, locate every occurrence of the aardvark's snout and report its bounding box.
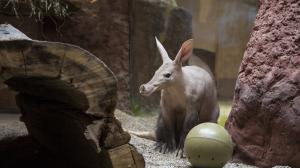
[139,84,156,96]
[139,85,146,93]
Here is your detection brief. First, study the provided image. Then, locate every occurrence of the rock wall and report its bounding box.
[0,0,130,111]
[59,0,130,111]
[226,0,300,167]
[0,24,133,167]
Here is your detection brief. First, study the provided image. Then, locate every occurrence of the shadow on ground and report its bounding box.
[0,136,70,168]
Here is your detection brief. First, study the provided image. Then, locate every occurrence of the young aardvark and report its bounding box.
[139,37,219,154]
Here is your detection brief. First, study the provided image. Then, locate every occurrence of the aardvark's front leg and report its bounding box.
[177,106,200,157]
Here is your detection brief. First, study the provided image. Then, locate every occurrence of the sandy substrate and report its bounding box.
[0,112,291,168]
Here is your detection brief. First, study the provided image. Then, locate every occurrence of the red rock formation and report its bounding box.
[226,0,300,167]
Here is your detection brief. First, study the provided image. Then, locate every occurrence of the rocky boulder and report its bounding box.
[0,24,133,168]
[15,90,103,168]
[0,0,131,111]
[226,0,300,167]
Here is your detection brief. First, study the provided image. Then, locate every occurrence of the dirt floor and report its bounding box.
[0,111,291,168]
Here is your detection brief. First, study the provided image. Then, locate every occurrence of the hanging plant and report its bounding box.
[0,0,70,20]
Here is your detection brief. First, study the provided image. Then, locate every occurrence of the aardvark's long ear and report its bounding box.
[174,39,193,65]
[155,36,172,63]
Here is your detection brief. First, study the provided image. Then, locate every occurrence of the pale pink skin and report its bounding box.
[139,37,219,122]
[139,37,193,97]
[139,37,219,153]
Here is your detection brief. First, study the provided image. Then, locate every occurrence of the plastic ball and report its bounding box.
[184,122,233,168]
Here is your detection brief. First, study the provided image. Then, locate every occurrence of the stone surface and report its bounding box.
[5,76,89,111]
[0,24,117,117]
[9,79,130,167]
[114,109,292,168]
[0,113,139,168]
[226,0,300,167]
[162,7,193,60]
[16,93,104,168]
[0,0,130,111]
[0,24,30,41]
[108,144,145,168]
[0,111,292,168]
[61,0,130,111]
[102,117,131,149]
[0,135,71,168]
[0,25,133,167]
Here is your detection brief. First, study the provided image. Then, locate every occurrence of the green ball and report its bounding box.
[184,122,233,168]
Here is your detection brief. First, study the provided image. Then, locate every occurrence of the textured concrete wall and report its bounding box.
[176,0,258,99]
[215,0,257,98]
[177,0,218,52]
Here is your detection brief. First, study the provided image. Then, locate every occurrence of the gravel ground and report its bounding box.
[0,112,291,168]
[115,110,190,168]
[0,114,27,139]
[115,110,291,168]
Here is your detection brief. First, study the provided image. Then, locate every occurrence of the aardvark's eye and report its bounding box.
[163,73,171,78]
